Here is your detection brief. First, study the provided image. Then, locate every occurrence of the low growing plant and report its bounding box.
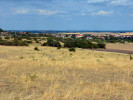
[34,47,39,51]
[69,47,76,52]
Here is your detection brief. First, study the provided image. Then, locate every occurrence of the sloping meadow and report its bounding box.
[0,46,132,100]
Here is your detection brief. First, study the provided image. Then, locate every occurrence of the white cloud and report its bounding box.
[14,8,57,15]
[81,13,86,16]
[91,10,114,16]
[109,0,132,6]
[87,0,133,6]
[15,8,29,14]
[35,9,57,15]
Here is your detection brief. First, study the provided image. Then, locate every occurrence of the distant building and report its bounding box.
[19,32,26,34]
[1,32,8,34]
[86,37,93,40]
[76,33,84,38]
[99,37,105,39]
[114,34,121,37]
[60,35,65,38]
[68,35,72,38]
[34,33,39,35]
[123,35,132,38]
[0,32,8,35]
[55,35,60,37]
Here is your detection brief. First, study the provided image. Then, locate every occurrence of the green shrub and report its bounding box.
[47,39,61,47]
[57,47,61,49]
[42,42,47,46]
[130,54,133,60]
[35,40,39,43]
[64,39,102,49]
[97,43,106,49]
[42,38,61,47]
[19,56,24,59]
[0,39,29,46]
[119,40,125,44]
[5,36,10,40]
[34,47,39,51]
[33,37,38,41]
[92,44,99,49]
[69,48,76,52]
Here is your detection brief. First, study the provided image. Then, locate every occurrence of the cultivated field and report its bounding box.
[0,46,133,100]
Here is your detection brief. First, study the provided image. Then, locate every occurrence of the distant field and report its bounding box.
[106,43,133,51]
[60,32,133,36]
[0,46,133,100]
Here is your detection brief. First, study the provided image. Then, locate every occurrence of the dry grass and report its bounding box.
[106,43,133,51]
[60,32,133,36]
[0,45,133,100]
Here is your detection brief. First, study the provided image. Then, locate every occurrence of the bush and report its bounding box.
[35,40,39,43]
[92,44,99,49]
[47,39,61,47]
[13,40,29,46]
[5,36,10,40]
[64,39,100,49]
[69,48,76,52]
[33,37,38,41]
[42,38,61,47]
[34,47,39,51]
[17,37,23,40]
[64,40,75,48]
[57,47,61,49]
[26,40,32,43]
[130,54,133,60]
[97,43,106,49]
[0,39,29,46]
[119,40,125,44]
[42,42,47,46]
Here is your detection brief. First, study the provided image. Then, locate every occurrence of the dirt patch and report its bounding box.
[89,49,133,54]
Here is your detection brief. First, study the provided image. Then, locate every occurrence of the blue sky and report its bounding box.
[0,0,133,30]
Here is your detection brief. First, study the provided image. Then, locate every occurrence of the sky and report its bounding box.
[0,0,133,30]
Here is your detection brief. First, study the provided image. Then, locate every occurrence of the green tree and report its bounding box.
[97,43,106,49]
[0,28,4,32]
[43,38,61,47]
[5,36,10,40]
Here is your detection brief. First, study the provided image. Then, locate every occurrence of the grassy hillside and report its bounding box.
[0,46,133,100]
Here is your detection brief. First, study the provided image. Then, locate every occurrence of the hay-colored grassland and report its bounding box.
[0,45,133,100]
[106,43,133,51]
[60,32,133,36]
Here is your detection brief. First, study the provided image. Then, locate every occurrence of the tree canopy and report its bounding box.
[0,28,4,32]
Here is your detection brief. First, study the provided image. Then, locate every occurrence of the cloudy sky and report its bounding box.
[0,0,133,30]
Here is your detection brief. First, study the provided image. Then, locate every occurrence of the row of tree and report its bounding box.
[42,37,106,49]
[0,28,106,48]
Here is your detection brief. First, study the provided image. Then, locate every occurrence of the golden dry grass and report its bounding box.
[60,32,133,36]
[106,43,133,51]
[0,45,133,100]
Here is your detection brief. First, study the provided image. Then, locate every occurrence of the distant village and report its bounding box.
[1,30,133,47]
[1,31,133,40]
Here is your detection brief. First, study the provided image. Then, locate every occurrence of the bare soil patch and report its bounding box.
[92,49,133,54]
